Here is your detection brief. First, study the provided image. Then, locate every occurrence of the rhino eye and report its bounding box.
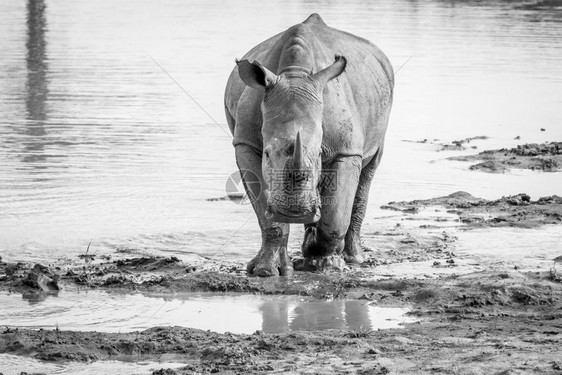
[264,150,270,159]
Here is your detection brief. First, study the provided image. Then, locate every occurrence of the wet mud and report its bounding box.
[448,142,562,173]
[403,135,489,151]
[1,192,562,374]
[1,267,561,374]
[382,191,562,229]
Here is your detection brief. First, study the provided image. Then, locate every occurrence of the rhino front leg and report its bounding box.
[302,155,362,265]
[235,145,292,277]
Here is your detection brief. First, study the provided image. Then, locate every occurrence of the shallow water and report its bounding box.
[0,354,185,375]
[0,291,415,334]
[1,1,562,262]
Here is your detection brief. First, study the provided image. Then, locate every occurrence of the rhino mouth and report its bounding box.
[265,205,321,224]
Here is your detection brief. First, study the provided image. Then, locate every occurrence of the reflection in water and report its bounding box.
[260,299,291,333]
[23,0,48,164]
[0,291,413,334]
[290,301,348,331]
[343,300,373,331]
[261,299,379,333]
[21,291,58,304]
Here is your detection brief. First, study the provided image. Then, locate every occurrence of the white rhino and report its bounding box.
[224,14,394,276]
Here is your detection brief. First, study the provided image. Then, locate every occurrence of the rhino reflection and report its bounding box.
[21,291,57,304]
[259,299,291,333]
[260,299,372,333]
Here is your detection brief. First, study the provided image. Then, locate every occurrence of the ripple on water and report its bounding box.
[0,354,186,375]
[0,291,417,334]
[1,0,561,263]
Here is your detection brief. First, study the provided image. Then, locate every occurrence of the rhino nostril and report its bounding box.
[286,144,294,156]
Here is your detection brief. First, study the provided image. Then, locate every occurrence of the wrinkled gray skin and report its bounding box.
[224,14,394,276]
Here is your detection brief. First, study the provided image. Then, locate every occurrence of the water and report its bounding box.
[1,0,562,262]
[0,291,415,333]
[0,354,186,375]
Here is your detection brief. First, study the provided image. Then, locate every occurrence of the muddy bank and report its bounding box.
[382,191,562,229]
[2,191,562,374]
[448,142,562,173]
[1,190,560,298]
[0,254,434,302]
[0,232,458,298]
[1,268,561,374]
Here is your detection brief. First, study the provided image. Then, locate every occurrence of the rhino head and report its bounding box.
[237,56,346,224]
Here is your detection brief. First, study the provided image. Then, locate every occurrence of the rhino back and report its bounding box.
[225,14,394,163]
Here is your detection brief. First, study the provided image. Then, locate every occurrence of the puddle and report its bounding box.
[0,353,185,375]
[0,291,416,334]
[456,225,562,270]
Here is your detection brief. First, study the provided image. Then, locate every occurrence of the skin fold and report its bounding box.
[224,14,394,276]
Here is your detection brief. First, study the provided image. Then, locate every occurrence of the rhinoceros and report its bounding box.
[224,13,394,276]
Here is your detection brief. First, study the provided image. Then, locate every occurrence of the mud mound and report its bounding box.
[383,191,562,228]
[115,256,182,271]
[402,135,489,151]
[449,141,562,173]
[382,191,485,212]
[438,135,489,151]
[0,259,59,293]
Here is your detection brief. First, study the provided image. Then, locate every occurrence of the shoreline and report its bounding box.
[1,190,562,374]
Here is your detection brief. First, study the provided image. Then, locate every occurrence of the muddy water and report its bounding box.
[1,0,562,263]
[0,354,186,375]
[0,291,415,334]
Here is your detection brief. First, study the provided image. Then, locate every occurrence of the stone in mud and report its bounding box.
[24,272,59,292]
[17,263,60,292]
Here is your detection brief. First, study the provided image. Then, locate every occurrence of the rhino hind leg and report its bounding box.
[343,147,384,264]
[235,145,293,277]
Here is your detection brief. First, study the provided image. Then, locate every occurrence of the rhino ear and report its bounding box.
[312,55,347,86]
[236,59,279,89]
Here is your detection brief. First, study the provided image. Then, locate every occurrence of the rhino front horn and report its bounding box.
[293,131,303,170]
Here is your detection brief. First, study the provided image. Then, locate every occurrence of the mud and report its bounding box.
[382,191,562,229]
[448,142,562,173]
[1,192,562,374]
[402,135,489,151]
[437,135,490,151]
[1,268,561,374]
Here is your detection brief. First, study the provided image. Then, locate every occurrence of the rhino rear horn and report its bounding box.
[312,55,347,86]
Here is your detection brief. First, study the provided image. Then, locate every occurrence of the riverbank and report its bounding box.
[1,190,561,374]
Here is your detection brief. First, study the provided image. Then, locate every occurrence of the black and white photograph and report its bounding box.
[1,0,561,374]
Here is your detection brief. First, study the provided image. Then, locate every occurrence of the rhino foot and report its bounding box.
[343,253,364,264]
[301,226,364,267]
[293,255,346,272]
[343,230,365,264]
[247,246,293,277]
